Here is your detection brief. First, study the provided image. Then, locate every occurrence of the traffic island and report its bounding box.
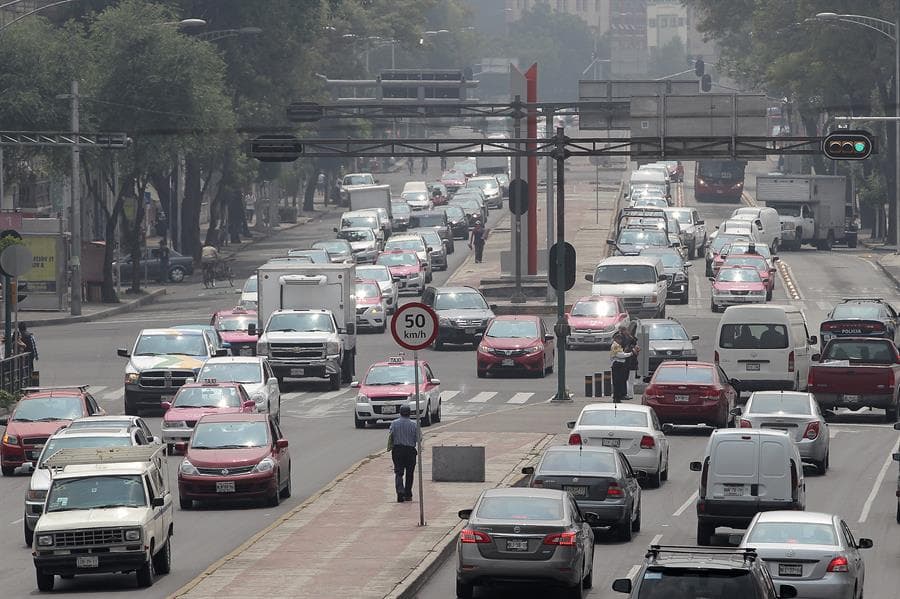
[171,431,553,599]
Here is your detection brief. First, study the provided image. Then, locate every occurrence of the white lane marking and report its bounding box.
[626,565,641,580]
[9,517,23,525]
[859,451,895,523]
[467,392,497,403]
[673,491,698,517]
[507,392,533,404]
[441,390,460,402]
[649,534,663,546]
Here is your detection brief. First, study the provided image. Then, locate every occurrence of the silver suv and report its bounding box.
[664,207,707,260]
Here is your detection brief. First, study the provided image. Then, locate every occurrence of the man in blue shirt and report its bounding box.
[388,405,420,503]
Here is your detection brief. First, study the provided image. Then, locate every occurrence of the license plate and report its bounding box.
[843,394,860,402]
[506,539,529,552]
[216,481,235,493]
[746,363,761,371]
[239,347,253,356]
[724,484,744,496]
[582,336,595,343]
[563,485,588,497]
[674,394,690,403]
[502,359,515,366]
[76,556,99,568]
[601,438,620,448]
[778,564,802,577]
[290,368,305,376]
[382,405,397,414]
[465,327,476,335]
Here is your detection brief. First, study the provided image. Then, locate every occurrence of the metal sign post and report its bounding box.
[413,348,423,526]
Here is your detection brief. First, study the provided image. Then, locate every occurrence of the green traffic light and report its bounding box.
[854,141,867,152]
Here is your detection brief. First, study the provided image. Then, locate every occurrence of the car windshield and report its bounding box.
[174,385,243,407]
[571,300,618,317]
[434,291,488,310]
[357,267,390,282]
[538,451,617,474]
[747,522,838,545]
[402,192,427,202]
[287,250,329,262]
[410,214,444,227]
[618,229,667,245]
[377,253,418,267]
[823,340,896,364]
[831,304,883,319]
[719,324,789,350]
[191,420,268,449]
[654,366,715,384]
[392,203,411,216]
[667,210,692,225]
[46,475,146,512]
[486,320,538,339]
[386,239,424,252]
[12,396,83,422]
[717,268,761,283]
[134,332,207,356]
[356,282,381,298]
[648,252,682,268]
[342,216,378,229]
[579,410,649,427]
[632,198,668,208]
[710,234,748,252]
[215,316,254,332]
[365,364,421,385]
[649,323,689,341]
[594,265,656,285]
[198,363,261,385]
[725,256,767,269]
[313,241,350,255]
[243,277,258,293]
[636,569,751,598]
[476,496,562,521]
[748,394,811,414]
[343,175,372,185]
[413,230,441,246]
[339,229,374,242]
[39,436,133,466]
[267,312,335,333]
[442,206,465,220]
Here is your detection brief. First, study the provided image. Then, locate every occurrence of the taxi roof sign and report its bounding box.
[388,356,405,364]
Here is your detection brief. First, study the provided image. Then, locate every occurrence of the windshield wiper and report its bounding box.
[271,328,297,332]
[135,352,160,356]
[12,417,34,422]
[168,352,200,356]
[36,417,66,422]
[214,444,256,449]
[89,504,143,510]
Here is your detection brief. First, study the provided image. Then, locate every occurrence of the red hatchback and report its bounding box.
[176,413,291,509]
[210,307,258,356]
[477,315,555,378]
[642,361,737,428]
[376,250,426,295]
[0,385,105,476]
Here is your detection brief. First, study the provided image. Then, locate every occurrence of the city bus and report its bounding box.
[694,160,748,202]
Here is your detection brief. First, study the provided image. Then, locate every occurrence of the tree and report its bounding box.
[648,36,690,79]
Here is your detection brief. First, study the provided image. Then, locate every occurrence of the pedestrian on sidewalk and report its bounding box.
[407,157,415,175]
[610,322,638,403]
[469,219,488,263]
[387,405,420,503]
[13,322,37,371]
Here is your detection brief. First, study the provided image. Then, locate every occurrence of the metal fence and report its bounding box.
[0,353,33,394]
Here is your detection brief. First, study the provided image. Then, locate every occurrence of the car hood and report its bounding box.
[185,446,271,468]
[359,384,413,397]
[6,420,71,438]
[386,265,420,276]
[713,281,765,291]
[36,507,149,532]
[590,283,656,296]
[350,241,376,251]
[481,337,541,350]
[263,330,336,342]
[650,340,694,352]
[357,296,381,307]
[436,308,494,321]
[218,331,257,344]
[130,355,206,371]
[567,315,623,330]
[164,406,244,423]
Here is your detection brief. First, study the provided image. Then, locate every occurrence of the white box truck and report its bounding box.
[346,184,393,239]
[252,262,357,389]
[756,175,850,250]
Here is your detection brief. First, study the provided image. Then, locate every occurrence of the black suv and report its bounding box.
[612,545,797,599]
[421,286,496,349]
[820,297,899,346]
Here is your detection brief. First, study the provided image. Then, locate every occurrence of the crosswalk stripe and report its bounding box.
[467,392,497,403]
[311,388,353,401]
[506,392,533,404]
[441,390,460,402]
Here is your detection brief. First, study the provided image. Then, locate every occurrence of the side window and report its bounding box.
[756,564,778,598]
[140,420,154,440]
[134,429,148,445]
[86,394,100,414]
[425,364,434,381]
[265,362,274,380]
[651,411,662,431]
[840,521,856,547]
[620,455,634,478]
[270,418,283,443]
[693,210,700,225]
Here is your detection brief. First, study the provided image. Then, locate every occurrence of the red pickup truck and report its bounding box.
[808,337,900,422]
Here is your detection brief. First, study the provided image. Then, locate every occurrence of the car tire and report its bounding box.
[135,555,154,587]
[168,266,186,283]
[814,454,828,476]
[616,517,633,542]
[421,403,433,427]
[267,475,281,507]
[354,414,366,429]
[566,579,584,599]
[885,404,898,423]
[180,495,192,510]
[710,299,718,313]
[1,465,15,476]
[631,503,642,532]
[329,372,341,391]
[681,288,690,304]
[24,518,33,546]
[152,536,172,575]
[434,338,444,351]
[896,502,900,524]
[36,570,54,592]
[647,463,662,489]
[661,459,669,482]
[697,522,714,546]
[378,323,386,334]
[455,579,474,599]
[476,369,486,378]
[280,466,292,499]
[766,289,773,301]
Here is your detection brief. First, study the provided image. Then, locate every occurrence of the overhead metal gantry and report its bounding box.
[0,131,129,148]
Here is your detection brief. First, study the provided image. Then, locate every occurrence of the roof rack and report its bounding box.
[645,545,757,563]
[840,297,884,303]
[21,385,89,393]
[44,446,166,471]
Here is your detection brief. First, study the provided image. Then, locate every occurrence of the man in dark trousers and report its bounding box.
[610,322,638,402]
[388,405,420,502]
[14,322,37,371]
[469,219,488,263]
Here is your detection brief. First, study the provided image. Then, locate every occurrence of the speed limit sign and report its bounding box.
[391,302,439,351]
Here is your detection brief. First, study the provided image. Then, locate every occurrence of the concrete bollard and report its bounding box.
[584,375,593,398]
[432,446,485,482]
[602,370,613,397]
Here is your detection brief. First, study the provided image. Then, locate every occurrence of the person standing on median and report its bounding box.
[469,219,488,263]
[388,404,420,503]
[610,322,638,403]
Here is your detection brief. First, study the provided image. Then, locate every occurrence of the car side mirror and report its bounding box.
[350,381,360,388]
[779,584,798,599]
[117,348,130,358]
[267,377,279,387]
[708,277,715,282]
[242,401,257,411]
[584,274,593,282]
[811,353,821,362]
[174,441,188,454]
[489,304,498,311]
[458,508,472,520]
[661,423,674,434]
[427,246,434,252]
[658,274,667,282]
[184,377,195,385]
[582,511,601,526]
[642,376,652,383]
[689,461,703,472]
[566,420,576,429]
[611,578,632,594]
[429,378,441,386]
[696,219,705,225]
[221,342,232,350]
[247,323,257,336]
[857,538,873,549]
[521,466,535,475]
[685,262,693,268]
[808,336,817,345]
[333,227,338,233]
[160,401,172,411]
[276,438,289,449]
[893,422,900,431]
[151,497,165,508]
[730,407,742,416]
[606,239,616,246]
[690,335,700,341]
[729,378,741,388]
[214,349,229,357]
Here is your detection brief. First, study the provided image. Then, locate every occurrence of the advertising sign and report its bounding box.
[19,235,58,292]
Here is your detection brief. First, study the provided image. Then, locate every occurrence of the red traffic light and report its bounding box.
[822,130,874,160]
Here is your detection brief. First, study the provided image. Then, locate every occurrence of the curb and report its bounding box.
[875,258,900,292]
[22,288,167,329]
[859,238,893,253]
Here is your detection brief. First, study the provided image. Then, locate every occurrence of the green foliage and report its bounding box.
[0,236,24,257]
[0,389,22,411]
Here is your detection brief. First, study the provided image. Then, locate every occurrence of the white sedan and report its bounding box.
[197,356,281,423]
[566,403,669,488]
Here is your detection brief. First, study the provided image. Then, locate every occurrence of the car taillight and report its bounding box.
[460,529,492,544]
[699,458,709,497]
[568,433,583,445]
[714,351,719,364]
[700,386,721,399]
[640,435,655,449]
[542,531,577,546]
[803,421,820,440]
[532,479,544,487]
[807,368,815,387]
[606,483,624,498]
[826,556,849,573]
[740,419,752,428]
[788,350,795,373]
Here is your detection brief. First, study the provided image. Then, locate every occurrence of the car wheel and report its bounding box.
[24,518,33,546]
[631,503,642,532]
[896,501,900,524]
[433,401,442,423]
[661,460,669,482]
[814,454,828,476]
[280,466,292,498]
[682,288,690,304]
[1,465,15,476]
[455,579,474,599]
[697,522,714,546]
[180,495,192,510]
[168,266,186,283]
[566,577,584,599]
[885,404,898,423]
[354,413,366,429]
[476,369,486,378]
[329,372,341,391]
[766,289,773,301]
[152,536,172,575]
[616,516,633,542]
[647,462,662,488]
[267,474,281,507]
[36,570,54,592]
[135,553,154,587]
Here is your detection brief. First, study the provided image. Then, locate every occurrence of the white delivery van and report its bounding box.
[690,429,806,545]
[731,207,782,252]
[629,169,670,200]
[715,305,817,392]
[401,181,429,195]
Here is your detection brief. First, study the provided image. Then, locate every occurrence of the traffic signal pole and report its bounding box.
[552,127,569,402]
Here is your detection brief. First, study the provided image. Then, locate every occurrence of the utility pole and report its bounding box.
[0,147,5,210]
[70,79,82,316]
[511,96,526,304]
[545,107,555,302]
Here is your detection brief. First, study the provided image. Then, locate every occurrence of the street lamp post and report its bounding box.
[810,11,900,252]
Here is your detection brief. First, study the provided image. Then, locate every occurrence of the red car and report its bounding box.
[0,385,105,476]
[351,356,442,428]
[709,265,767,312]
[642,361,737,428]
[354,278,386,332]
[176,412,291,509]
[161,381,256,448]
[440,170,467,194]
[477,315,555,378]
[722,253,775,299]
[210,307,258,356]
[375,250,426,295]
[565,296,630,349]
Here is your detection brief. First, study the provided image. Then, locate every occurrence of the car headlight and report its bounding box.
[2,433,18,445]
[124,529,141,542]
[26,489,47,502]
[166,421,188,429]
[648,349,658,356]
[253,457,275,473]
[675,273,686,282]
[526,345,543,355]
[256,342,269,355]
[439,317,451,326]
[36,535,53,547]
[325,341,341,355]
[478,344,489,353]
[649,294,658,303]
[125,372,140,385]
[179,459,198,475]
[357,394,369,403]
[370,305,383,313]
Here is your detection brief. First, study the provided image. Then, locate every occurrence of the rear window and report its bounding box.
[538,451,617,475]
[719,324,788,349]
[637,569,751,598]
[476,496,563,521]
[594,264,657,285]
[653,366,714,384]
[822,340,896,364]
[579,410,648,427]
[746,522,837,545]
[831,304,882,319]
[747,394,811,415]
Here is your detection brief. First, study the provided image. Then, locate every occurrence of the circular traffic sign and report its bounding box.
[0,244,32,277]
[391,302,439,351]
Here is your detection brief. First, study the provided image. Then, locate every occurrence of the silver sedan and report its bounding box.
[733,391,829,474]
[739,511,872,599]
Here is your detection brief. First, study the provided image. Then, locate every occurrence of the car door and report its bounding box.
[568,497,592,571]
[144,473,166,548]
[263,362,280,417]
[618,453,640,518]
[717,366,736,415]
[423,363,439,411]
[270,417,289,486]
[649,410,668,467]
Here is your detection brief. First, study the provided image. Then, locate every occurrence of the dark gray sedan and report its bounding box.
[456,488,596,599]
[311,239,354,263]
[523,445,642,542]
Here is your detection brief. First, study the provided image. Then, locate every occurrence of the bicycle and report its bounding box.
[202,257,234,289]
